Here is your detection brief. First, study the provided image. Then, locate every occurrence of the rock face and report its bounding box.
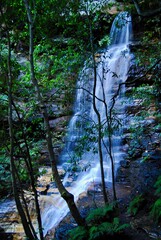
[116,38,161,209]
[114,11,161,216]
[0,199,22,239]
[129,159,161,196]
[116,93,161,195]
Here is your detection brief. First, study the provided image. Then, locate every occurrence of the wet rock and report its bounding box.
[155,125,161,133]
[129,41,143,52]
[0,227,13,240]
[130,160,161,196]
[122,133,131,143]
[121,144,129,152]
[116,167,130,183]
[127,61,154,86]
[86,182,102,194]
[125,104,145,115]
[120,160,130,168]
[63,181,72,188]
[54,223,74,240]
[139,118,156,126]
[50,181,57,188]
[128,147,144,159]
[49,116,70,130]
[142,150,150,160]
[148,148,161,161]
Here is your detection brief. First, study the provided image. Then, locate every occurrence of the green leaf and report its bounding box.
[69,226,87,240]
[127,194,144,216]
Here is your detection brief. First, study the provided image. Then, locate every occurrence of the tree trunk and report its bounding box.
[12,101,44,239]
[87,14,109,205]
[23,0,86,227]
[100,72,117,202]
[43,109,86,226]
[7,30,38,239]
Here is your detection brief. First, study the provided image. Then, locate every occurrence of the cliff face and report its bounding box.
[115,10,161,233]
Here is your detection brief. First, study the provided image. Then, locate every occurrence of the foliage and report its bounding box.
[88,218,129,239]
[126,84,160,160]
[135,0,161,12]
[127,121,146,159]
[68,226,88,240]
[0,43,45,194]
[33,41,83,110]
[0,44,20,91]
[132,84,155,104]
[86,204,114,224]
[135,15,161,68]
[0,94,8,126]
[133,11,161,102]
[69,204,129,240]
[151,199,161,223]
[0,0,95,197]
[99,35,111,47]
[150,176,161,223]
[127,194,145,216]
[0,153,12,195]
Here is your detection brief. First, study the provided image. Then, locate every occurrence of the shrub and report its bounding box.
[69,204,129,240]
[127,194,145,216]
[150,176,161,223]
[68,226,88,240]
[86,204,114,224]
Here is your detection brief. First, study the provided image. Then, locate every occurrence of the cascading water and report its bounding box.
[41,11,132,236]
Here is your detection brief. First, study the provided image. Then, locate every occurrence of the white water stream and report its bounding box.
[41,12,132,236]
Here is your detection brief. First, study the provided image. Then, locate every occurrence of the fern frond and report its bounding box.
[150,199,161,223]
[89,226,101,240]
[154,176,161,196]
[86,204,113,224]
[98,221,113,234]
[69,226,87,240]
[127,194,144,216]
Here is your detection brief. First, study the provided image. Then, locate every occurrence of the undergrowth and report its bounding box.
[127,194,145,216]
[150,176,161,223]
[68,204,129,240]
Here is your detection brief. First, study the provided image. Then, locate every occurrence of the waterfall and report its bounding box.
[42,12,132,236]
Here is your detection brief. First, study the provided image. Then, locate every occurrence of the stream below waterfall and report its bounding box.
[0,11,132,239]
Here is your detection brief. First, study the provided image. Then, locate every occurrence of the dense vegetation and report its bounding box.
[0,0,113,196]
[0,0,161,239]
